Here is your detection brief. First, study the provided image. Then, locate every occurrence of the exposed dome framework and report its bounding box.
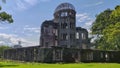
[55,3,75,13]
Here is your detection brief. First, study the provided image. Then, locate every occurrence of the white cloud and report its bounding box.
[85,19,94,27]
[0,26,9,30]
[24,0,38,6]
[16,0,27,10]
[15,0,38,11]
[15,0,51,11]
[24,25,29,27]
[0,41,5,44]
[76,13,95,33]
[76,13,89,22]
[84,19,95,33]
[85,2,103,7]
[95,2,103,5]
[40,0,51,2]
[24,27,40,33]
[0,33,38,47]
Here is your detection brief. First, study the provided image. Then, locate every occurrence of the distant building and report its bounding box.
[13,41,22,48]
[40,3,89,49]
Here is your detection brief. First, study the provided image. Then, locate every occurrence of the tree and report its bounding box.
[91,5,120,50]
[0,0,13,23]
[91,9,112,49]
[110,5,120,24]
[102,22,120,50]
[91,9,112,35]
[0,45,11,58]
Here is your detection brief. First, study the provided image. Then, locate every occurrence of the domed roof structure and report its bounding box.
[55,3,75,12]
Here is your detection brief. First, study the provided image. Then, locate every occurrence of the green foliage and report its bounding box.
[91,5,120,50]
[0,2,13,23]
[102,22,120,50]
[91,9,112,34]
[0,46,10,58]
[0,12,13,23]
[110,5,120,24]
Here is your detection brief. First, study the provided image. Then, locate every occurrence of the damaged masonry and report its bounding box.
[3,3,120,63]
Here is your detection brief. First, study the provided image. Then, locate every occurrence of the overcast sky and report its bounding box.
[0,0,119,47]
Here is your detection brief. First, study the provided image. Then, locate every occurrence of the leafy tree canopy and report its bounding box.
[91,9,112,34]
[102,22,120,50]
[0,3,13,23]
[91,5,120,50]
[110,5,120,24]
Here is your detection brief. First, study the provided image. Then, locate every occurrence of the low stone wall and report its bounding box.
[3,46,120,63]
[81,49,120,63]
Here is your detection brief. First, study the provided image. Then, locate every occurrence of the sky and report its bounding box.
[0,0,120,47]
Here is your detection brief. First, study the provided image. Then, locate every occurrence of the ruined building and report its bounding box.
[40,3,89,49]
[3,3,120,63]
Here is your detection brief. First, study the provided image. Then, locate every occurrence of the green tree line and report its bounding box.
[0,46,11,58]
[91,5,120,50]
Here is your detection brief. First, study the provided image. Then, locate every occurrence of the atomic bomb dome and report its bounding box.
[55,3,75,13]
[3,2,120,63]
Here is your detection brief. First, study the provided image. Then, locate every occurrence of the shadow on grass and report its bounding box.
[0,64,19,67]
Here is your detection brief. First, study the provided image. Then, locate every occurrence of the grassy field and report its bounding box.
[0,60,120,68]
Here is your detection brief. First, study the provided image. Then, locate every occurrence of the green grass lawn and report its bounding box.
[0,61,120,68]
